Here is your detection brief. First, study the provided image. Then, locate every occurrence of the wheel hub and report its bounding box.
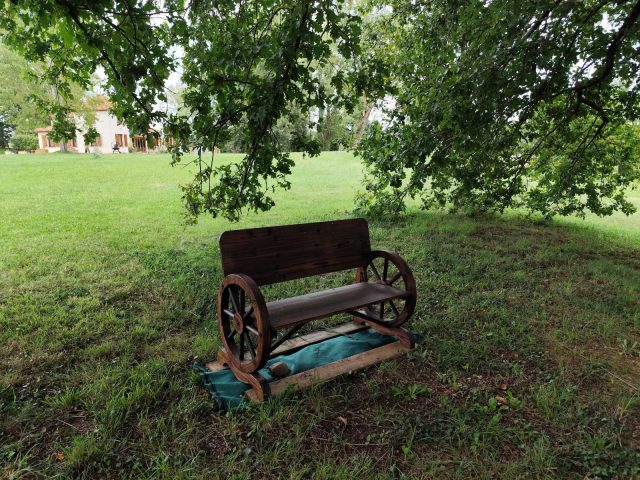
[232,312,244,333]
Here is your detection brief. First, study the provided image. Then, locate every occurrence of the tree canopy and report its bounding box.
[357,0,640,218]
[0,41,103,151]
[1,1,639,220]
[0,43,49,146]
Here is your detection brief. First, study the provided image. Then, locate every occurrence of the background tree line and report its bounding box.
[0,42,102,153]
[0,43,48,151]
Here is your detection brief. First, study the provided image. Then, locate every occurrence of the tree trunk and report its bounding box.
[60,137,67,152]
[353,100,374,146]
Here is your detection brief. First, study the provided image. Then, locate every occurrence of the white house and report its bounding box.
[36,101,132,154]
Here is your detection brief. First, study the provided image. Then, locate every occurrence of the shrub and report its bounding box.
[9,133,38,152]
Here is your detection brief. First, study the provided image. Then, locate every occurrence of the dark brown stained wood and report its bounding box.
[265,282,410,329]
[219,219,371,285]
[270,321,368,356]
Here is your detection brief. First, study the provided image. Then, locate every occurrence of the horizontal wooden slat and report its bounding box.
[245,340,409,402]
[205,322,368,371]
[219,219,371,285]
[265,282,409,329]
[270,322,368,356]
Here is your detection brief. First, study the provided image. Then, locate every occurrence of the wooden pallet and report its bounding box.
[206,321,412,403]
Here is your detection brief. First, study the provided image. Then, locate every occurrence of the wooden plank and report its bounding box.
[245,340,409,402]
[270,321,367,356]
[206,322,367,372]
[219,219,371,285]
[267,282,409,329]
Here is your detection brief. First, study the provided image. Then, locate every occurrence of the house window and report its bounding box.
[91,135,102,147]
[115,134,124,147]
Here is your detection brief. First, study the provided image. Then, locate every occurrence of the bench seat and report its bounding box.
[265,282,410,329]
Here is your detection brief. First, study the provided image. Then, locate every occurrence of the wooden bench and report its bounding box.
[216,218,417,401]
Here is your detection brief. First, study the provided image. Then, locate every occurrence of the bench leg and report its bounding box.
[217,349,271,402]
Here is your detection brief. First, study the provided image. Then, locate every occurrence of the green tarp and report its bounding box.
[193,329,398,411]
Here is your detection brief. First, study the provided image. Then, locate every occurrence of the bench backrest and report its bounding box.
[219,219,371,285]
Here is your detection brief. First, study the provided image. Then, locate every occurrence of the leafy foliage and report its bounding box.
[8,132,38,152]
[46,106,78,152]
[0,43,49,141]
[357,0,640,218]
[0,41,100,152]
[166,1,362,221]
[219,103,314,154]
[1,1,639,220]
[83,126,99,146]
[0,0,362,221]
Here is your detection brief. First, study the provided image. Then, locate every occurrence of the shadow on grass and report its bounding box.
[2,210,639,478]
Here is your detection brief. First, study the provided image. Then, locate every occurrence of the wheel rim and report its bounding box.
[356,255,415,327]
[218,279,270,373]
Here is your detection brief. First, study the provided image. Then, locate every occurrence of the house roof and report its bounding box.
[35,97,113,131]
[94,100,112,111]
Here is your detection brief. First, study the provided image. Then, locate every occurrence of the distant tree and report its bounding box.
[46,106,77,153]
[0,43,49,147]
[0,42,98,152]
[0,118,12,148]
[352,98,374,147]
[316,107,347,151]
[83,126,99,152]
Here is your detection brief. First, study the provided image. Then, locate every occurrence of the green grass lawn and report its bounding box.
[1,151,639,479]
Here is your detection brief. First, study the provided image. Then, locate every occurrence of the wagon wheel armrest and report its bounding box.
[354,250,417,329]
[217,273,272,373]
[220,273,266,304]
[360,250,416,296]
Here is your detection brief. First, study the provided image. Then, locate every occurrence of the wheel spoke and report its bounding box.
[383,258,389,283]
[239,332,245,360]
[271,324,303,351]
[240,290,245,315]
[245,324,259,336]
[390,299,400,316]
[242,306,254,320]
[369,262,382,280]
[245,332,256,359]
[387,271,402,286]
[229,288,240,313]
[226,330,235,341]
[379,301,385,320]
[223,308,235,318]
